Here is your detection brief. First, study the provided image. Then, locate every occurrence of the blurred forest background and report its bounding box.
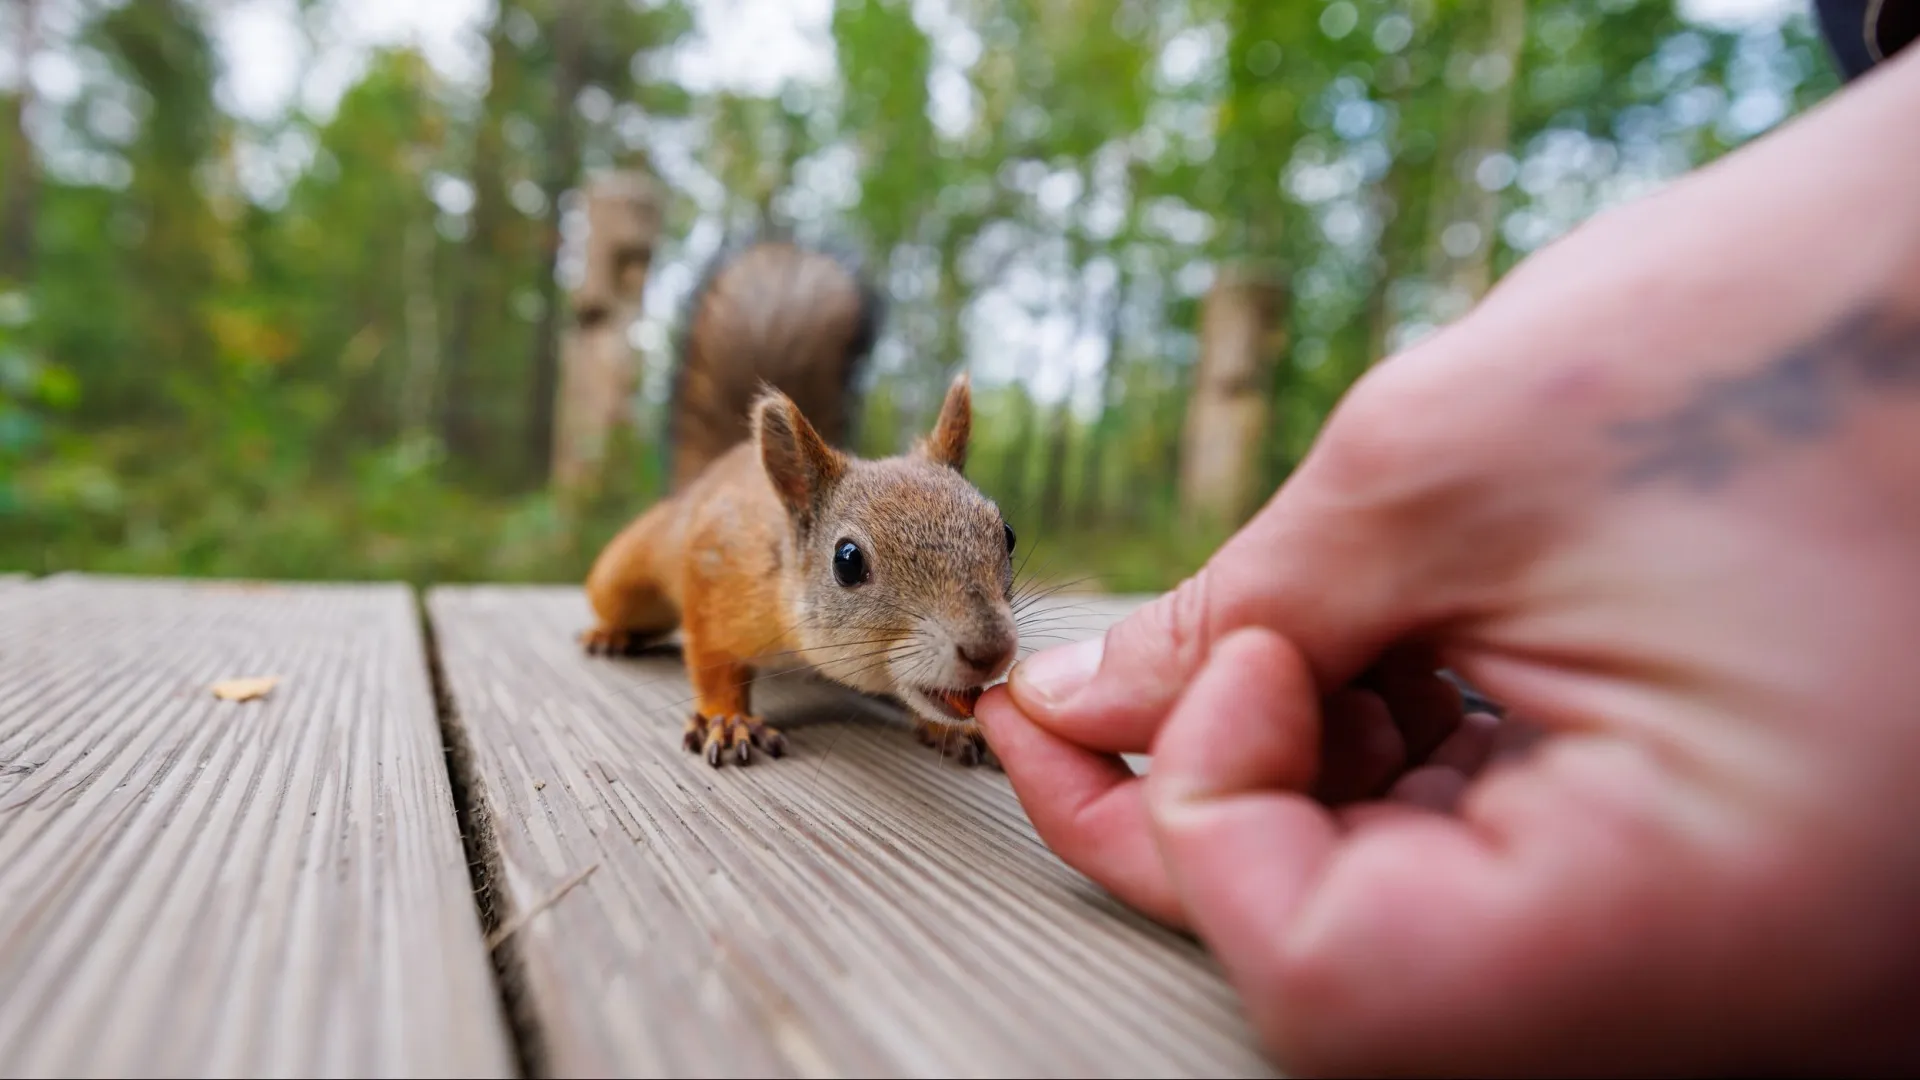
[0,0,1842,590]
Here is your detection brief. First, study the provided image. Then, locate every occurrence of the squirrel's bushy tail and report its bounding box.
[666,237,881,493]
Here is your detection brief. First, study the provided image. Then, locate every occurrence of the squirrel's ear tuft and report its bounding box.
[918,373,971,472]
[754,389,845,529]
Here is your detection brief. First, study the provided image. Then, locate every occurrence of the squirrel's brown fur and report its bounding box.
[582,239,1017,768]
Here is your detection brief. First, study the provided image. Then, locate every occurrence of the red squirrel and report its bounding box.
[580,239,1018,768]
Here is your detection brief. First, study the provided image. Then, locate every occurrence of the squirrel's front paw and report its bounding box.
[915,720,1000,770]
[579,626,646,656]
[683,713,787,768]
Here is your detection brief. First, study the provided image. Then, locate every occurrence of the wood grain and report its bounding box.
[0,575,516,1079]
[430,584,1277,1079]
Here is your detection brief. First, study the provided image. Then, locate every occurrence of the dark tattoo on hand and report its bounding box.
[1609,304,1920,492]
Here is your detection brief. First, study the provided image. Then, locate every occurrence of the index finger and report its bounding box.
[975,684,1187,927]
[1145,650,1761,1077]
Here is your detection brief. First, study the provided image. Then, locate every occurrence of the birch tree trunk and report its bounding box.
[1425,0,1527,315]
[398,213,440,439]
[550,169,661,501]
[1078,270,1126,525]
[1179,265,1285,529]
[1,0,40,283]
[527,0,588,483]
[441,0,516,460]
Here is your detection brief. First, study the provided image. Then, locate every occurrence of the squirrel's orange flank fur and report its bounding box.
[581,239,1018,768]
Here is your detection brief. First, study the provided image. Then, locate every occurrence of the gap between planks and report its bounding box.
[426,583,1276,1079]
[413,589,548,1079]
[0,574,518,1079]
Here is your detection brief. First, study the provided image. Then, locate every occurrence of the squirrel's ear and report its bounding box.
[919,373,971,472]
[754,389,845,530]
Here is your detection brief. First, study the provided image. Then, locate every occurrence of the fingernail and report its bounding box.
[1010,637,1104,712]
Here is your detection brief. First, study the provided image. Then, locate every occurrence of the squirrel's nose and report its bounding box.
[955,641,1013,680]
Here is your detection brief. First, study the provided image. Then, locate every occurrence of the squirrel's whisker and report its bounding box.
[613,640,920,726]
[573,237,1016,772]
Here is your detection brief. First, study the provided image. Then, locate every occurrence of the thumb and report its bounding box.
[1005,320,1571,754]
[1006,451,1431,754]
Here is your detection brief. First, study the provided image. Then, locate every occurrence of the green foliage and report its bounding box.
[0,295,77,514]
[833,0,940,249]
[0,0,1844,592]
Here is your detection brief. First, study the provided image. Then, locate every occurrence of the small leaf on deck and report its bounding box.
[211,675,281,702]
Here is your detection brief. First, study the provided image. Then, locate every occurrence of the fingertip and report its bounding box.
[1147,626,1320,807]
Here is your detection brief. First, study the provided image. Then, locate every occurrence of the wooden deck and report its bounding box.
[0,574,1277,1079]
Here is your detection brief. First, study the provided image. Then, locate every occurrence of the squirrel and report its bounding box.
[580,238,1019,769]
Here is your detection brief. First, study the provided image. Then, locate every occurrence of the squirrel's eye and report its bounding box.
[832,539,868,587]
[1003,523,1017,556]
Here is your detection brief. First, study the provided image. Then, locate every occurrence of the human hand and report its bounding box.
[978,50,1920,1078]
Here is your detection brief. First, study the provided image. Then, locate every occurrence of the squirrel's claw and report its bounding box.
[580,626,644,657]
[749,719,787,759]
[688,713,786,768]
[915,720,1000,770]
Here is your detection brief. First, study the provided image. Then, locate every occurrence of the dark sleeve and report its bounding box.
[1815,0,1920,81]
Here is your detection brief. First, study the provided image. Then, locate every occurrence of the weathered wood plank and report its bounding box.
[430,584,1276,1079]
[0,575,517,1079]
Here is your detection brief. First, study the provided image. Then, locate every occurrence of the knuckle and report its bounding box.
[1312,383,1435,490]
[1136,566,1215,680]
[1309,331,1493,488]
